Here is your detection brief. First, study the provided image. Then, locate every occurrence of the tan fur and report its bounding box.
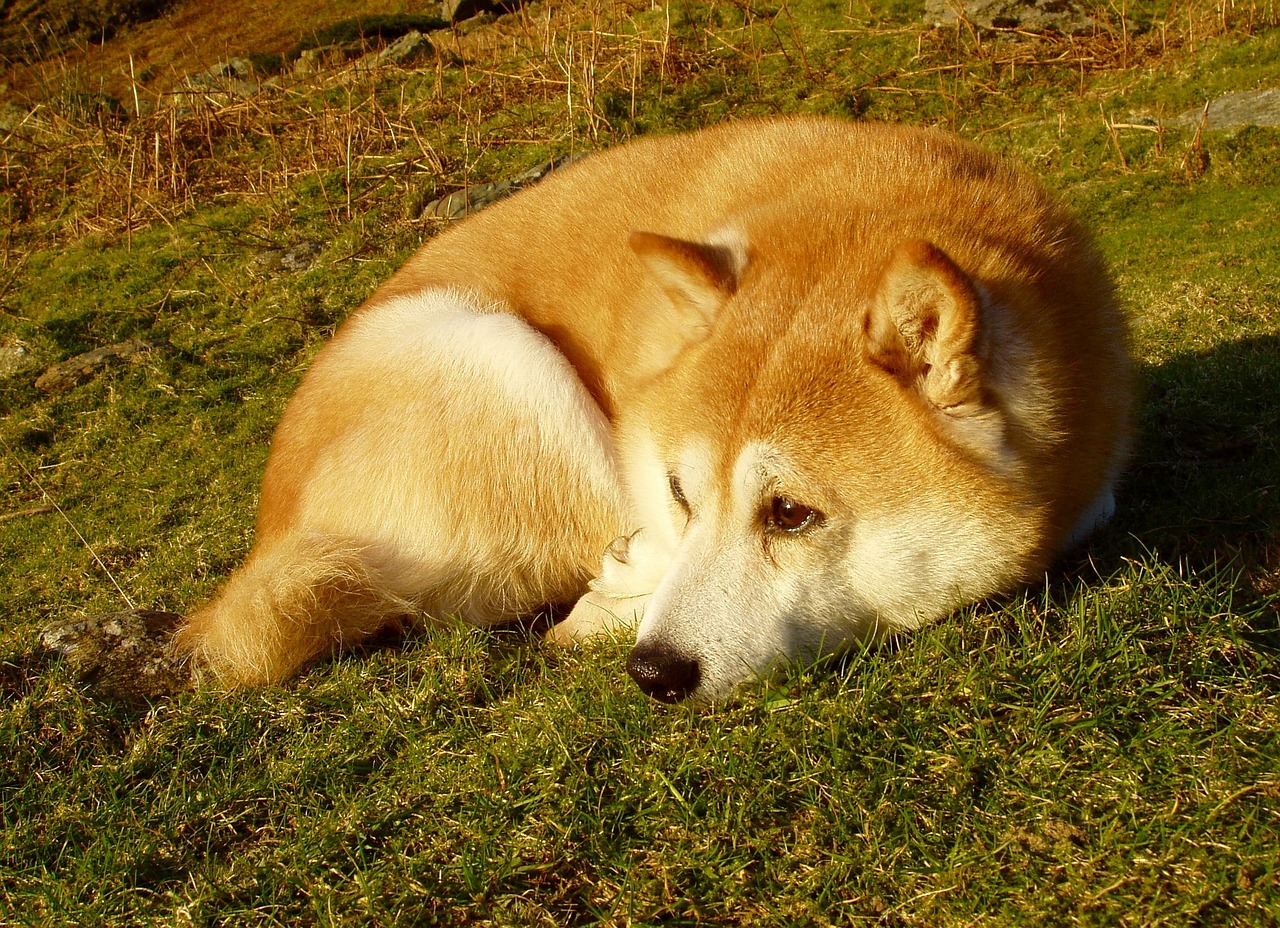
[176,118,1133,696]
[182,533,415,684]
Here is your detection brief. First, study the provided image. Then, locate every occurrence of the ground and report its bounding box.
[1,0,1279,924]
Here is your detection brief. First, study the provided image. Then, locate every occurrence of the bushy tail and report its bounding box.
[174,532,415,686]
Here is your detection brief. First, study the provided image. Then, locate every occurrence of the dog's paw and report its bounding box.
[547,589,647,646]
[592,529,669,599]
[547,529,669,645]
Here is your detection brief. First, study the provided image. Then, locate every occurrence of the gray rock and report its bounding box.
[41,609,190,700]
[1171,89,1280,129]
[219,58,255,80]
[255,240,324,272]
[0,102,32,132]
[0,338,33,378]
[379,30,429,65]
[58,91,127,125]
[421,153,587,220]
[441,0,511,23]
[35,338,156,394]
[424,179,516,220]
[282,240,323,271]
[292,47,330,77]
[353,29,430,71]
[179,58,261,98]
[924,0,1096,35]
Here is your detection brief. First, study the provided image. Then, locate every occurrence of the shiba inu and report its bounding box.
[176,117,1133,702]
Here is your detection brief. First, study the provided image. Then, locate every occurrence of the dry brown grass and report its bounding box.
[914,0,1276,104]
[934,0,1275,62]
[1,0,438,98]
[0,0,691,246]
[1,0,1274,251]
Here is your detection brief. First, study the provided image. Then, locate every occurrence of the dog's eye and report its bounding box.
[769,496,819,533]
[668,474,690,514]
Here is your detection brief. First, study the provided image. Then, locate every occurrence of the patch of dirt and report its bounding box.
[2,0,442,102]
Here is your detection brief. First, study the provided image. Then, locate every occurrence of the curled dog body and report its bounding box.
[176,118,1133,702]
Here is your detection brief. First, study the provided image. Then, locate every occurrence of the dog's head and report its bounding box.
[614,225,1056,703]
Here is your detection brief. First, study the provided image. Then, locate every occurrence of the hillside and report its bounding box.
[1,0,452,99]
[2,0,1279,924]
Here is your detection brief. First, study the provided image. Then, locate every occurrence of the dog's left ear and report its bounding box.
[630,231,743,375]
[864,240,984,412]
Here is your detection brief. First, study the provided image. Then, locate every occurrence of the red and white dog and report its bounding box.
[177,118,1133,702]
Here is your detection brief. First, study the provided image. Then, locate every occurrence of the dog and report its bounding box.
[175,117,1133,703]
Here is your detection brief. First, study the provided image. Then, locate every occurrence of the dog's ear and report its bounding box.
[630,231,742,374]
[864,240,984,412]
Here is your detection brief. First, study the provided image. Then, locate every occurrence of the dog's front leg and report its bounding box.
[549,529,666,644]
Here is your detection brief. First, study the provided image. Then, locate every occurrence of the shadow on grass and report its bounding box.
[0,648,57,703]
[327,612,568,708]
[1127,334,1280,566]
[1060,332,1280,649]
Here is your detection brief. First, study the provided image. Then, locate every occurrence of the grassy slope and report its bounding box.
[1,0,445,97]
[2,0,1279,924]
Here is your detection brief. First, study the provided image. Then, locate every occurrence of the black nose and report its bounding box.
[627,640,701,703]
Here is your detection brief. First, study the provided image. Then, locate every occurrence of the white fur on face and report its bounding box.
[627,437,1030,701]
[632,441,853,701]
[842,516,977,634]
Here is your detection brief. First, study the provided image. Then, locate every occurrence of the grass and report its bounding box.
[2,0,1280,923]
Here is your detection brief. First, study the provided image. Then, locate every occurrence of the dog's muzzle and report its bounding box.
[627,640,700,703]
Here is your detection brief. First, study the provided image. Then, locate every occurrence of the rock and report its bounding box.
[439,1,525,30]
[41,610,190,700]
[255,240,324,272]
[924,0,1096,35]
[0,102,32,132]
[379,29,428,65]
[0,337,33,378]
[194,57,253,81]
[57,91,127,125]
[441,0,514,23]
[179,58,261,98]
[35,338,156,395]
[424,179,516,220]
[282,240,323,271]
[1171,89,1280,130]
[421,153,586,220]
[353,30,434,71]
[254,248,285,268]
[292,47,330,77]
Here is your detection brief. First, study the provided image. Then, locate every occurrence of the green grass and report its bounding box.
[3,0,1280,924]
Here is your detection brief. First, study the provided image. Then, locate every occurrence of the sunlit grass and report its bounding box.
[2,0,1279,923]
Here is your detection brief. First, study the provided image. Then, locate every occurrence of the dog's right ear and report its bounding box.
[630,231,743,376]
[863,239,984,413]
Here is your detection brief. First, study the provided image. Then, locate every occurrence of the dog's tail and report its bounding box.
[174,532,414,686]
